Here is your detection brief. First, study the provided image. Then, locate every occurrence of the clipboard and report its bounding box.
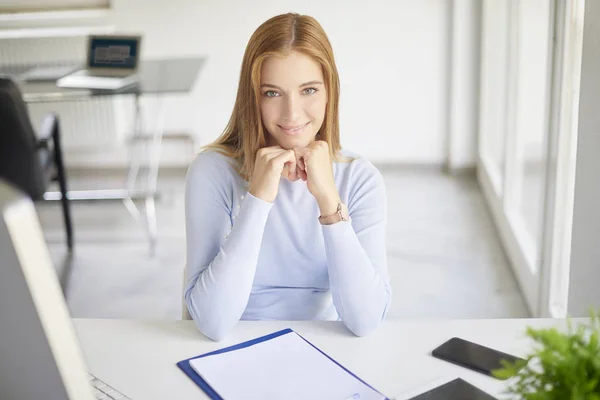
[176,328,389,400]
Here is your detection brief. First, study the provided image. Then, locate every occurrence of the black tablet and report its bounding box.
[407,378,497,400]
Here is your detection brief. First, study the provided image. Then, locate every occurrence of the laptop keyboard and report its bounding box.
[88,374,132,399]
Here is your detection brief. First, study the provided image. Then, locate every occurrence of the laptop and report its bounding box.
[57,34,142,90]
[0,179,132,400]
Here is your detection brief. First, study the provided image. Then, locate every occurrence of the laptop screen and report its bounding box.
[88,37,139,69]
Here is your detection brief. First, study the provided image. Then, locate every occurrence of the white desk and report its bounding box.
[73,318,572,400]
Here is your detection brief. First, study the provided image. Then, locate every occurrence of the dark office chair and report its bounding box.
[0,77,73,251]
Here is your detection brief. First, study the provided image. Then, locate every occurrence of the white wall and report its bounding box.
[111,0,451,164]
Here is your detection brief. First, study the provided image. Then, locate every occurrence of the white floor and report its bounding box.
[37,166,529,321]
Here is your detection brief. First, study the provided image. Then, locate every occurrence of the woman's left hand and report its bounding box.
[295,141,341,216]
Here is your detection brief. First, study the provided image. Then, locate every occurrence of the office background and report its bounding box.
[0,0,597,322]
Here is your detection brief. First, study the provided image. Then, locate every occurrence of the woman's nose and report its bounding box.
[281,93,301,122]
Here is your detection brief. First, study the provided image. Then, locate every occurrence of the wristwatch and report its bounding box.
[318,203,350,225]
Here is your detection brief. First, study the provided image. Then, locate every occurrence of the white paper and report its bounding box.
[190,331,386,400]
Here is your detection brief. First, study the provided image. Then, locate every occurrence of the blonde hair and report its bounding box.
[203,12,349,181]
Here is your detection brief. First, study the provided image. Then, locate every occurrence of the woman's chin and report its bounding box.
[276,135,314,149]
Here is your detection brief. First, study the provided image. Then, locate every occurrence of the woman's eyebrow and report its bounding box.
[260,81,324,90]
[299,80,324,87]
[260,83,282,90]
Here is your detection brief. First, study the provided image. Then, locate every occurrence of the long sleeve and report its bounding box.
[323,160,391,337]
[184,152,272,341]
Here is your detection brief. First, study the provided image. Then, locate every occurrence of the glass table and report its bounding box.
[1,57,206,254]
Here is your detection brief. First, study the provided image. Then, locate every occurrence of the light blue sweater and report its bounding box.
[184,150,391,341]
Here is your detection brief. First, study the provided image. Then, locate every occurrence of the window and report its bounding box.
[0,0,112,33]
[0,1,109,14]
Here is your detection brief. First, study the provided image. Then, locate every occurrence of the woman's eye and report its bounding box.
[264,90,279,97]
[303,87,317,95]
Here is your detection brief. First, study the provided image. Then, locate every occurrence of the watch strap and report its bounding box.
[318,203,349,225]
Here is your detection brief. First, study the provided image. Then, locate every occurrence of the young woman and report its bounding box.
[184,12,391,341]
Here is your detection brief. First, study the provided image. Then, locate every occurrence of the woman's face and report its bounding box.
[259,51,327,149]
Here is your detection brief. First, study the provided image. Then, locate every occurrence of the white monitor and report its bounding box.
[0,180,96,400]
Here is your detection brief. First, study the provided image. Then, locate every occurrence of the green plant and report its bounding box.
[493,311,600,400]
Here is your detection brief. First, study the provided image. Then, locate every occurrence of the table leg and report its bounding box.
[44,93,164,255]
[144,95,166,256]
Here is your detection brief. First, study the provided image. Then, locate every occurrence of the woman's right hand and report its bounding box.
[248,146,299,203]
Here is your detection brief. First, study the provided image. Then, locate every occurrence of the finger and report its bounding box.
[283,160,299,181]
[308,140,327,149]
[263,145,284,151]
[301,152,312,172]
[287,165,302,182]
[287,153,297,180]
[265,149,288,162]
[299,168,307,181]
[281,163,290,179]
[258,146,286,160]
[288,161,298,181]
[293,147,308,170]
[273,149,296,171]
[288,171,299,182]
[271,149,295,181]
[297,154,306,171]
